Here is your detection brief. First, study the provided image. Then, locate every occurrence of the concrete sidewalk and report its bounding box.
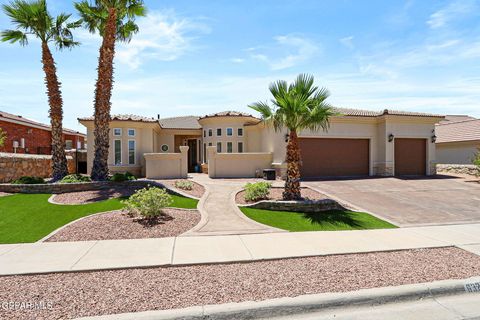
[2,223,480,276]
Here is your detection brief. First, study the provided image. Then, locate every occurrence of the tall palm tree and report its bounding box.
[75,0,146,181]
[249,74,335,200]
[1,0,80,181]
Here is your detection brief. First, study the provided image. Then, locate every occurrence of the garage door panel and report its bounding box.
[299,138,370,178]
[394,138,426,176]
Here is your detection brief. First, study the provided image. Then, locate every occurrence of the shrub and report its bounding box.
[59,174,91,184]
[110,172,136,182]
[12,176,45,184]
[122,187,173,220]
[474,149,480,175]
[244,181,272,202]
[175,180,194,190]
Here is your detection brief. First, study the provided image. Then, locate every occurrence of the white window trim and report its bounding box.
[113,128,122,136]
[161,144,169,152]
[226,127,233,136]
[128,139,136,165]
[127,128,136,137]
[208,129,213,137]
[216,128,222,136]
[216,141,222,153]
[237,127,243,136]
[114,139,122,165]
[227,141,233,153]
[238,141,243,153]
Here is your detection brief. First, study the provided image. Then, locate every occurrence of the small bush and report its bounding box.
[175,180,194,190]
[12,176,45,184]
[59,174,91,184]
[474,149,480,175]
[122,187,173,220]
[110,172,136,182]
[244,181,272,202]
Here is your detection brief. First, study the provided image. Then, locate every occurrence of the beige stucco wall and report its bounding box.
[144,146,188,179]
[436,141,479,164]
[207,146,272,178]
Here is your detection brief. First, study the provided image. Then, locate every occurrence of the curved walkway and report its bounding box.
[183,174,282,236]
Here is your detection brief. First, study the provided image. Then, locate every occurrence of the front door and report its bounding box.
[187,139,197,172]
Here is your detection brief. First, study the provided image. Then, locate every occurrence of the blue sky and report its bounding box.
[1,0,480,133]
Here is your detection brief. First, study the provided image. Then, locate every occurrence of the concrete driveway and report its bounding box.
[305,176,480,227]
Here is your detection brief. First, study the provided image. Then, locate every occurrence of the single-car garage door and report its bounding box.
[394,138,426,176]
[298,138,370,178]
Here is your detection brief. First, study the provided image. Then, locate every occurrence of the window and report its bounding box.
[114,140,121,165]
[238,128,243,136]
[238,142,243,153]
[203,143,207,163]
[208,129,213,137]
[226,128,233,136]
[65,140,73,150]
[113,128,122,136]
[227,142,233,153]
[216,142,222,153]
[216,128,222,136]
[161,144,169,152]
[203,130,206,137]
[128,140,135,164]
[128,128,135,137]
[208,142,212,146]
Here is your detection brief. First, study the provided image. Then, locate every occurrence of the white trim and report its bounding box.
[226,127,233,136]
[237,127,243,136]
[127,128,136,137]
[216,141,222,153]
[227,141,233,153]
[208,128,213,137]
[128,139,136,165]
[114,139,122,165]
[161,144,169,152]
[113,128,122,136]
[216,128,222,136]
[238,141,244,153]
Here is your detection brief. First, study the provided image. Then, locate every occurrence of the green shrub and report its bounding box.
[12,176,45,184]
[244,181,272,202]
[110,172,136,182]
[175,180,194,190]
[474,149,480,175]
[59,174,92,184]
[122,187,173,220]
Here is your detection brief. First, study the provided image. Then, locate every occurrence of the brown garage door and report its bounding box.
[298,138,370,178]
[394,138,426,176]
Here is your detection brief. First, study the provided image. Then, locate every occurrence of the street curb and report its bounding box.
[76,276,480,320]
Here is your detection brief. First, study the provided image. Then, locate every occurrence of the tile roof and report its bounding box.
[159,116,201,129]
[334,107,444,118]
[199,110,259,120]
[1,110,86,136]
[78,114,158,123]
[435,119,480,143]
[439,115,477,124]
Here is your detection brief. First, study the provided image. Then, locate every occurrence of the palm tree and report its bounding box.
[1,0,80,181]
[0,128,6,147]
[249,74,335,200]
[75,0,146,181]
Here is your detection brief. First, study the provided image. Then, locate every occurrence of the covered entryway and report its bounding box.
[298,138,370,178]
[394,138,426,176]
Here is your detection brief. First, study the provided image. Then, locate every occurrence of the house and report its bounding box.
[0,110,86,155]
[435,115,480,164]
[78,108,443,179]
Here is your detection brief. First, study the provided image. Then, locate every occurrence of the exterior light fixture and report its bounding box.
[388,134,394,142]
[431,135,437,143]
[284,133,289,143]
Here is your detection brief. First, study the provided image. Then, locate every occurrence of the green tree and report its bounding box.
[1,0,80,180]
[75,0,146,181]
[473,149,480,175]
[249,74,335,200]
[0,128,6,148]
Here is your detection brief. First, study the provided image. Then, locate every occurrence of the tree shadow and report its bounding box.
[301,210,364,228]
[133,213,174,228]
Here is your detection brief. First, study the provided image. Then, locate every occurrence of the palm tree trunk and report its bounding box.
[41,41,68,181]
[91,7,117,181]
[283,130,302,200]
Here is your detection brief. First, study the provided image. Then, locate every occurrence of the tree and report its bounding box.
[75,0,146,181]
[1,0,80,181]
[249,74,335,200]
[0,128,6,148]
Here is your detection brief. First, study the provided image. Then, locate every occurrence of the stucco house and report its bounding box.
[78,108,443,179]
[435,115,479,165]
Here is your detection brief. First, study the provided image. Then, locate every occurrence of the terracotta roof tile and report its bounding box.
[159,116,201,129]
[334,107,443,118]
[436,119,480,143]
[199,110,259,120]
[78,114,158,123]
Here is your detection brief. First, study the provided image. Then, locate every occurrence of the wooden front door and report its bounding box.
[187,139,197,172]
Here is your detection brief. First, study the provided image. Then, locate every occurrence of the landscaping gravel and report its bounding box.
[45,209,200,242]
[1,247,479,320]
[236,187,328,204]
[52,186,142,204]
[0,192,11,197]
[157,179,205,198]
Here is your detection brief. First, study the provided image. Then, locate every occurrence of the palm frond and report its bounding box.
[0,29,28,45]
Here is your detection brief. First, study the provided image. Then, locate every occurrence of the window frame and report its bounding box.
[216,128,222,136]
[203,130,206,137]
[237,141,243,153]
[114,139,122,165]
[226,127,233,136]
[65,140,73,150]
[128,139,136,165]
[113,128,122,136]
[227,141,233,153]
[127,128,136,137]
[237,128,243,136]
[161,144,169,152]
[216,141,222,153]
[208,129,213,137]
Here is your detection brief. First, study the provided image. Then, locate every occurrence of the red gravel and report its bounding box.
[52,186,142,204]
[1,247,479,320]
[157,179,205,198]
[45,209,200,242]
[236,187,328,204]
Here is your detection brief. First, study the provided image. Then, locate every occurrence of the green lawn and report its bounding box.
[240,207,397,232]
[0,193,198,244]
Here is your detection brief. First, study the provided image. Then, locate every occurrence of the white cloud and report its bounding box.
[339,36,354,49]
[427,0,478,29]
[230,58,245,63]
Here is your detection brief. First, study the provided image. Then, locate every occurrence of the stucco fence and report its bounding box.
[0,152,75,183]
[207,146,273,178]
[144,146,189,179]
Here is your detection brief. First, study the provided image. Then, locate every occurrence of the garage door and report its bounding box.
[394,138,426,176]
[298,138,370,178]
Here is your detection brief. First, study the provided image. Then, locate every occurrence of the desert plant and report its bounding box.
[59,174,92,183]
[122,187,173,220]
[474,149,480,175]
[0,128,6,147]
[12,176,45,184]
[75,0,146,181]
[175,180,193,191]
[1,0,80,181]
[249,74,335,200]
[244,181,272,202]
[110,172,136,182]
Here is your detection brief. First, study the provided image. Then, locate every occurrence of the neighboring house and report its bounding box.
[79,108,443,179]
[435,115,480,164]
[0,111,86,155]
